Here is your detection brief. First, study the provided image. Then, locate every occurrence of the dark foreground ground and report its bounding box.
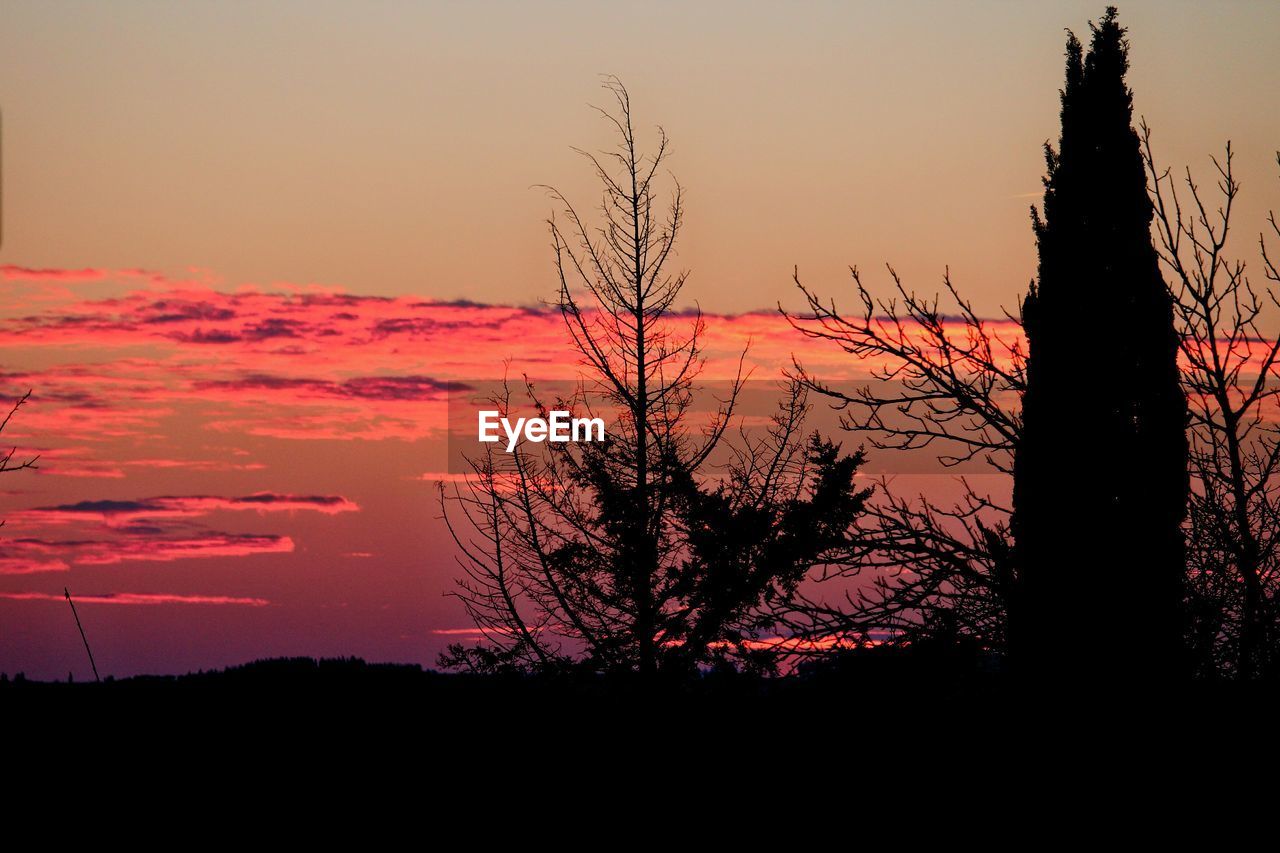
[4,649,1271,803]
[6,648,1277,733]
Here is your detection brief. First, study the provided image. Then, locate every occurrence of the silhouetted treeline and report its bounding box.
[438,8,1280,684]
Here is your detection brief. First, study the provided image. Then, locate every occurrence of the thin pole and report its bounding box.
[64,587,100,683]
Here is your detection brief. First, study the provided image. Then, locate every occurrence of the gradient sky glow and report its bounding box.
[0,2,1276,678]
[4,1,1278,314]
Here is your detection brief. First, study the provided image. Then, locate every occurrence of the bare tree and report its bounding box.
[440,79,869,677]
[1144,125,1280,679]
[0,391,38,486]
[780,267,1025,656]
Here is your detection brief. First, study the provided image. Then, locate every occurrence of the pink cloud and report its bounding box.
[0,265,146,282]
[0,591,270,606]
[0,277,933,445]
[123,458,267,472]
[26,447,269,479]
[0,556,71,575]
[0,533,295,568]
[10,493,358,526]
[40,466,127,479]
[73,534,295,565]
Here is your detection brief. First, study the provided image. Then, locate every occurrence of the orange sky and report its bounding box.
[2,1,1277,315]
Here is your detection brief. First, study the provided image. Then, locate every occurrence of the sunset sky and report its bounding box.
[0,2,1276,678]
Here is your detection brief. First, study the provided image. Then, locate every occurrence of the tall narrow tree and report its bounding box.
[1014,8,1188,678]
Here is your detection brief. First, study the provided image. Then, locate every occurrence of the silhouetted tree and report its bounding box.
[1015,8,1188,679]
[0,391,37,487]
[782,268,1024,656]
[1144,131,1280,679]
[441,78,869,678]
[0,389,40,606]
[781,9,1200,678]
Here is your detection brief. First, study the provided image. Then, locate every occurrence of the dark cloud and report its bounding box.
[40,498,160,515]
[242,318,306,340]
[19,492,358,521]
[141,301,238,324]
[177,329,242,344]
[195,373,452,402]
[231,493,351,508]
[339,376,452,401]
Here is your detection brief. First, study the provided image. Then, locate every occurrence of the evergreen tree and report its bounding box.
[1014,8,1188,678]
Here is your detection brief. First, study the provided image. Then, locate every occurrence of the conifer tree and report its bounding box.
[1014,8,1188,677]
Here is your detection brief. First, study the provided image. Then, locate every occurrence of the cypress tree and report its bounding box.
[1014,8,1188,679]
